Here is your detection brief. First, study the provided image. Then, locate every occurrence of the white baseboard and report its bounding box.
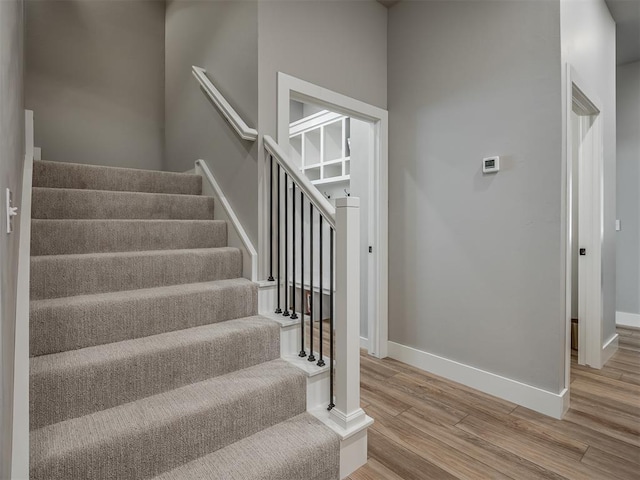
[359,337,368,349]
[616,311,640,329]
[387,342,567,419]
[602,333,619,365]
[12,111,34,479]
[195,159,257,281]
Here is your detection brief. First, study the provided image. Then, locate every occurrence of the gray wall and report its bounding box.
[616,61,640,315]
[561,0,617,345]
[257,0,387,278]
[388,0,565,393]
[258,0,388,134]
[25,0,165,170]
[165,0,259,246]
[0,0,23,476]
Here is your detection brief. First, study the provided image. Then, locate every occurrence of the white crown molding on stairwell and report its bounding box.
[264,135,336,228]
[616,311,640,328]
[387,342,569,419]
[191,66,258,142]
[195,159,258,281]
[275,71,389,360]
[11,110,34,479]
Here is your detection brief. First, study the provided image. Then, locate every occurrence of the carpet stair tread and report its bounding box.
[33,160,202,195]
[30,278,257,356]
[152,412,340,480]
[30,247,242,300]
[30,316,280,429]
[30,359,306,480]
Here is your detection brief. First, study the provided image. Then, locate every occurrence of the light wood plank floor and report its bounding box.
[346,326,640,480]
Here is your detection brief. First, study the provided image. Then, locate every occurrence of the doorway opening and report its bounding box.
[565,67,607,394]
[276,73,388,358]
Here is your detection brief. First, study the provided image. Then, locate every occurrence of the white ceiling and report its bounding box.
[605,0,640,64]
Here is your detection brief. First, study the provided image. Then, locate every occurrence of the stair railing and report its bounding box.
[264,135,366,431]
[192,66,258,141]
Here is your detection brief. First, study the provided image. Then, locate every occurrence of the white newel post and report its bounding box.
[330,197,366,430]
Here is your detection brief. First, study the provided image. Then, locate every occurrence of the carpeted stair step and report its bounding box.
[31,219,227,255]
[30,247,242,300]
[33,160,202,195]
[153,413,340,480]
[30,316,280,429]
[30,359,306,480]
[31,187,215,220]
[30,278,257,356]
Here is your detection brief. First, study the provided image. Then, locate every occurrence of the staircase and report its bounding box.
[29,160,340,479]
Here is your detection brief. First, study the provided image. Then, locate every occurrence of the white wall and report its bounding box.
[561,0,617,344]
[388,0,565,394]
[616,61,640,317]
[0,0,24,476]
[25,0,165,170]
[165,0,259,247]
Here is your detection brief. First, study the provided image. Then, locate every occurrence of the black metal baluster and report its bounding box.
[275,165,282,314]
[308,204,316,363]
[317,216,325,367]
[267,156,274,282]
[298,191,306,358]
[283,174,290,316]
[290,184,298,320]
[328,227,335,411]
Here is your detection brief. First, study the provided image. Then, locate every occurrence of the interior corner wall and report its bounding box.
[164,0,259,247]
[0,0,24,476]
[388,0,565,393]
[616,60,640,317]
[560,0,617,344]
[25,0,165,170]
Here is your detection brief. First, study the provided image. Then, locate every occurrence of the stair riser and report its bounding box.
[30,248,242,300]
[30,364,306,480]
[30,319,281,429]
[32,188,215,220]
[31,219,227,255]
[152,414,340,480]
[33,160,202,195]
[31,281,257,356]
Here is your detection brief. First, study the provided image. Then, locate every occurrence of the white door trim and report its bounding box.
[563,64,605,395]
[275,72,389,358]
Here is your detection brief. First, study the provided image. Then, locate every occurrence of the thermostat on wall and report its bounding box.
[482,156,500,173]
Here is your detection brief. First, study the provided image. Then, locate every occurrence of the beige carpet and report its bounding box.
[29,160,339,479]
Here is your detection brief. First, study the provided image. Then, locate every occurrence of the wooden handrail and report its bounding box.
[263,135,336,229]
[192,66,258,141]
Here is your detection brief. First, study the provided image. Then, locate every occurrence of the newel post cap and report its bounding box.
[335,197,360,208]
